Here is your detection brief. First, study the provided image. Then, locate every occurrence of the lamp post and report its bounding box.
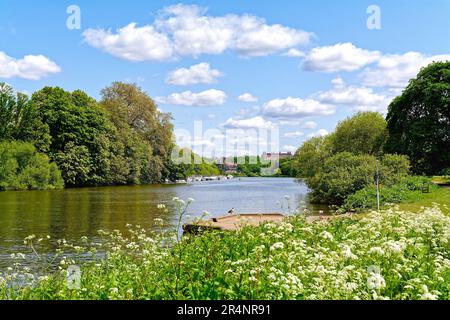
[376,159,380,211]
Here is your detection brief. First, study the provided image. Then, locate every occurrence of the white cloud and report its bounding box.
[283,48,305,58]
[222,116,274,129]
[238,93,258,103]
[0,51,61,80]
[262,97,335,118]
[307,129,329,138]
[166,62,222,85]
[83,23,174,62]
[316,78,390,112]
[301,121,318,129]
[156,89,227,106]
[83,4,312,61]
[360,52,450,88]
[303,43,381,72]
[284,131,304,138]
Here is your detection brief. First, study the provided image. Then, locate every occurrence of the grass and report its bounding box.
[432,176,450,185]
[394,187,450,214]
[0,198,449,300]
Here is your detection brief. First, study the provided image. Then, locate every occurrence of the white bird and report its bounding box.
[228,208,235,215]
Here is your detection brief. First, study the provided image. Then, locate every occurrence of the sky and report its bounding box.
[1,0,450,157]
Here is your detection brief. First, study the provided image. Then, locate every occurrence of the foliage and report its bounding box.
[342,176,436,211]
[332,112,388,156]
[278,157,301,177]
[1,200,449,300]
[167,147,221,180]
[100,82,175,184]
[309,152,377,204]
[291,111,411,204]
[294,135,333,178]
[0,82,51,152]
[29,87,118,186]
[378,154,410,186]
[1,82,176,188]
[0,141,63,190]
[308,152,410,205]
[385,61,450,175]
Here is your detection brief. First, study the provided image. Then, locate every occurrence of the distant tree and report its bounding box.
[385,61,450,175]
[332,112,387,156]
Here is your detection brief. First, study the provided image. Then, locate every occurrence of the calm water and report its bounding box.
[0,177,327,269]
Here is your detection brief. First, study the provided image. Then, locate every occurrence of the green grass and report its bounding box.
[432,176,450,185]
[394,187,450,214]
[1,199,449,300]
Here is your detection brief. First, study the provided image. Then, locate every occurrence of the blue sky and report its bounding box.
[1,0,449,156]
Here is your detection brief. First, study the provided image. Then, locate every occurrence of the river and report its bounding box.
[0,177,329,270]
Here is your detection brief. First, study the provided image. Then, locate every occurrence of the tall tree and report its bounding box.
[385,61,450,175]
[332,112,387,156]
[100,82,174,182]
[30,87,116,186]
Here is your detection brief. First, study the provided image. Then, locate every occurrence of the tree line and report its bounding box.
[0,82,179,190]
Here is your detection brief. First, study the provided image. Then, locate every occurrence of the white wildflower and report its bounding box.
[270,242,285,251]
[367,273,386,290]
[320,231,334,241]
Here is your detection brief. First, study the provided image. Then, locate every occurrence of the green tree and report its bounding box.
[379,154,410,186]
[100,82,174,183]
[385,61,450,175]
[294,135,334,178]
[310,152,377,204]
[30,87,116,186]
[0,82,51,151]
[332,112,387,156]
[0,141,63,190]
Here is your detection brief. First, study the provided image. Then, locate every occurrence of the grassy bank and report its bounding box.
[394,187,450,214]
[1,202,448,300]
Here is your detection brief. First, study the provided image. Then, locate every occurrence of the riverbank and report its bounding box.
[1,204,448,300]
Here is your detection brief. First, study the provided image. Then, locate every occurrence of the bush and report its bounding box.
[310,152,377,204]
[332,111,388,156]
[0,141,64,191]
[379,154,410,186]
[342,176,435,211]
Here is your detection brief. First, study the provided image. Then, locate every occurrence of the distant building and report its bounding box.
[219,157,238,173]
[262,152,293,161]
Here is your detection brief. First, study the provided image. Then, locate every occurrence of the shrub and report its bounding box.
[332,111,388,156]
[0,141,64,190]
[342,176,435,211]
[379,154,410,186]
[310,152,376,204]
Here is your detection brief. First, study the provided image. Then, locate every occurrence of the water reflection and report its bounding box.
[0,178,327,268]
